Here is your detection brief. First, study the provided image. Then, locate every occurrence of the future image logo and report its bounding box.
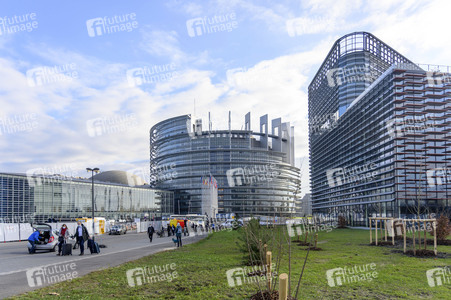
[326,263,378,287]
[326,163,378,188]
[226,263,275,287]
[86,13,138,37]
[426,267,450,287]
[86,113,138,137]
[26,63,78,87]
[286,16,332,37]
[25,164,78,187]
[26,263,78,287]
[126,64,178,87]
[0,113,38,136]
[386,116,436,139]
[326,65,377,87]
[426,167,450,187]
[286,218,335,237]
[0,13,38,36]
[186,12,238,37]
[426,71,451,86]
[126,264,178,287]
[309,112,339,135]
[226,164,277,187]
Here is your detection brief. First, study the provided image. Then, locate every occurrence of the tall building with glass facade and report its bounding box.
[309,32,450,225]
[0,171,174,223]
[150,113,301,217]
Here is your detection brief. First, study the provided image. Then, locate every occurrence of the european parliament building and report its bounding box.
[0,171,174,223]
[150,113,301,217]
[309,32,450,225]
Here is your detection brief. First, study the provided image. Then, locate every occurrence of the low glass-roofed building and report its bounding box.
[0,171,174,223]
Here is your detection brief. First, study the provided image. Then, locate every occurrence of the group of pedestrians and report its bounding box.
[148,222,184,247]
[27,221,90,255]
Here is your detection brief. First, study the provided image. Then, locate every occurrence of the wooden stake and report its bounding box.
[403,220,406,253]
[423,221,427,250]
[433,221,437,256]
[266,251,272,291]
[279,274,288,300]
[412,224,416,256]
[418,223,421,251]
[384,219,388,242]
[380,219,383,243]
[392,219,395,246]
[375,220,378,246]
[369,218,372,244]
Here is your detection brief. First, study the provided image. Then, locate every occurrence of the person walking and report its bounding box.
[75,221,89,256]
[176,223,183,247]
[183,219,188,236]
[147,224,155,242]
[57,224,70,256]
[167,224,171,237]
[27,229,41,254]
[171,224,176,236]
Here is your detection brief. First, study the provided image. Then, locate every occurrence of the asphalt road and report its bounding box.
[0,231,206,299]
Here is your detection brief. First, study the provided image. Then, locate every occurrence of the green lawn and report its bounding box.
[11,228,451,299]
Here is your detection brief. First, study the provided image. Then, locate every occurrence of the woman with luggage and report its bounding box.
[57,224,70,256]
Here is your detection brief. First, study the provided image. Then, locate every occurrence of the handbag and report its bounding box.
[58,236,64,242]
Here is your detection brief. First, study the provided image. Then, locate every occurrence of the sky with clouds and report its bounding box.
[0,0,450,196]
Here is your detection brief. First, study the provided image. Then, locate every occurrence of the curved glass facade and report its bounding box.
[150,114,301,217]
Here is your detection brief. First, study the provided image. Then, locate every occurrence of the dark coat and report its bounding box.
[148,226,154,235]
[76,224,89,241]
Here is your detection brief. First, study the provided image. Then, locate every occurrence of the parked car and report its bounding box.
[109,225,127,235]
[27,223,58,253]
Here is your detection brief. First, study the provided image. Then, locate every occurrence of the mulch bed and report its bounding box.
[370,241,395,246]
[391,249,449,259]
[297,242,311,246]
[305,247,322,251]
[404,249,437,257]
[250,291,296,300]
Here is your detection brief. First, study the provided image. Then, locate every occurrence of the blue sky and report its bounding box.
[0,0,450,195]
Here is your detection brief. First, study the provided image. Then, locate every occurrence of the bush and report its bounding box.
[338,216,347,228]
[434,214,451,241]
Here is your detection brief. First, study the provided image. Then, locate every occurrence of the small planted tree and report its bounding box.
[432,214,451,242]
[236,218,272,265]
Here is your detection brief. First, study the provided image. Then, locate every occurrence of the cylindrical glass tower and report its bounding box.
[150,113,301,217]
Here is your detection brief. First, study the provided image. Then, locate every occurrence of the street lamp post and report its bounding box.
[86,168,100,241]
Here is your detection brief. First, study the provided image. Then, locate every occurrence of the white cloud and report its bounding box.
[139,28,184,62]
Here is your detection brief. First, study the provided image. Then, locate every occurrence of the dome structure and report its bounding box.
[91,170,146,186]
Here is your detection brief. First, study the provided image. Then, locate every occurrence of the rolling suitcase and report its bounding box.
[62,242,72,256]
[88,239,100,254]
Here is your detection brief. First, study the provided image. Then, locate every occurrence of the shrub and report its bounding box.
[434,214,451,241]
[337,216,347,228]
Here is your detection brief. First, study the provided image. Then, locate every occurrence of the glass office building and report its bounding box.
[0,171,174,223]
[309,32,450,225]
[150,113,301,217]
